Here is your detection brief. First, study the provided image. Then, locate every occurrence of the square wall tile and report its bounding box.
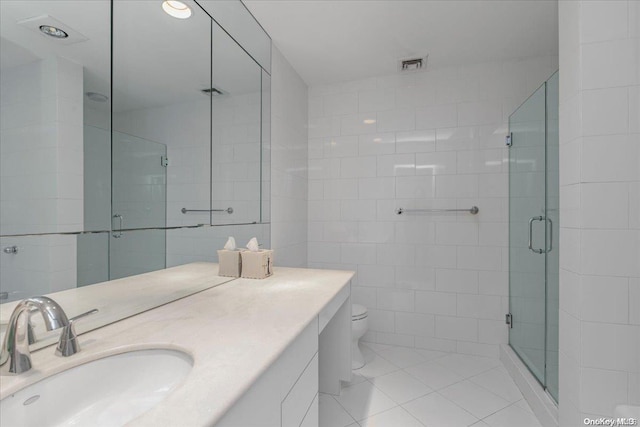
[581,367,628,416]
[582,87,628,136]
[580,0,629,43]
[580,275,629,324]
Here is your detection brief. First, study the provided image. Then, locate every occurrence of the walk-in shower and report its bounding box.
[508,71,559,402]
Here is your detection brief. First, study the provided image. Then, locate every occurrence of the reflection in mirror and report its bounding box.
[109,228,166,280]
[211,21,262,225]
[261,71,271,223]
[1,0,271,345]
[112,0,210,229]
[0,0,111,235]
[197,0,272,73]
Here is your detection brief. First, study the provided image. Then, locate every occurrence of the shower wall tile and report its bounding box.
[582,38,638,90]
[308,55,557,357]
[559,1,640,422]
[580,183,629,229]
[580,0,629,43]
[631,279,640,326]
[581,368,629,416]
[580,275,629,324]
[581,87,629,136]
[581,134,639,183]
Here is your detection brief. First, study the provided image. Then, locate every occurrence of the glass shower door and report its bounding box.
[110,132,167,280]
[508,83,548,386]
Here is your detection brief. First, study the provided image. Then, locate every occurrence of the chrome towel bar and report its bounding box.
[181,207,234,214]
[396,206,479,215]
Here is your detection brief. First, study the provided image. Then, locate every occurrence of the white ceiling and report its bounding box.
[0,0,261,113]
[243,0,559,86]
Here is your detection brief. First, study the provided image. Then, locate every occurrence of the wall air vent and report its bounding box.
[399,55,428,72]
[201,87,225,96]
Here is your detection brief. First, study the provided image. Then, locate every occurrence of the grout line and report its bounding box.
[326,393,359,427]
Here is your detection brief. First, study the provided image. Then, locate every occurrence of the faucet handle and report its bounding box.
[55,309,98,357]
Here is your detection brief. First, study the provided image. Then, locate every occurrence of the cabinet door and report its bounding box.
[282,354,318,427]
[215,320,318,427]
[300,394,319,427]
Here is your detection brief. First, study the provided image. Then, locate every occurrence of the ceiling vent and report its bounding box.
[17,15,88,45]
[201,87,225,96]
[399,55,428,72]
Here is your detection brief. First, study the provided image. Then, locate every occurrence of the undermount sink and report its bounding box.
[1,348,193,427]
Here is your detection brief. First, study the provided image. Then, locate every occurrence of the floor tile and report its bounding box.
[360,343,380,361]
[514,398,535,414]
[343,372,369,387]
[334,381,398,421]
[469,367,523,403]
[434,353,501,378]
[439,380,511,419]
[358,406,425,427]
[482,403,542,427]
[370,370,433,404]
[323,344,545,427]
[414,348,450,361]
[355,353,400,379]
[319,393,356,427]
[376,347,428,368]
[404,360,464,390]
[403,393,479,427]
[362,342,394,353]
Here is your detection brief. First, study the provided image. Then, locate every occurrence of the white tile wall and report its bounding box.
[308,56,557,357]
[0,57,84,235]
[0,235,77,302]
[559,0,640,422]
[113,92,261,228]
[166,223,270,268]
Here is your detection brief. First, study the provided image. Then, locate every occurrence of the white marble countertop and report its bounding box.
[0,263,235,351]
[0,263,354,426]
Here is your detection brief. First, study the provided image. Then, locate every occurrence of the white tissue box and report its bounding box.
[217,250,242,277]
[240,250,273,279]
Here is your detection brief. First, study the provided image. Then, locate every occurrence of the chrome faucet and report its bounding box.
[1,296,70,375]
[55,308,98,357]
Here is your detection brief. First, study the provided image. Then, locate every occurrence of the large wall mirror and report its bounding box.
[0,0,271,340]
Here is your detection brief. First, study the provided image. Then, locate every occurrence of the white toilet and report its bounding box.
[351,304,369,370]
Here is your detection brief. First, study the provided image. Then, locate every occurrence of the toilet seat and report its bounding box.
[352,304,368,321]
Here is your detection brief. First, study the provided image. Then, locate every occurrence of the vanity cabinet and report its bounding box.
[215,319,319,427]
[216,283,351,427]
[0,265,353,427]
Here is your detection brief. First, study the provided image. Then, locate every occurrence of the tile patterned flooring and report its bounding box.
[320,343,542,427]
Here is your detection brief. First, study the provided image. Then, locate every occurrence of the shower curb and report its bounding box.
[500,344,559,427]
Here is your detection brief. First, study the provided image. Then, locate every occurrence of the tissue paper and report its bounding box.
[224,236,236,251]
[218,236,241,277]
[246,237,260,252]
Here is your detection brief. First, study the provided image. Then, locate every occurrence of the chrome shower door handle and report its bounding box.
[112,214,123,238]
[528,216,544,254]
[546,217,553,253]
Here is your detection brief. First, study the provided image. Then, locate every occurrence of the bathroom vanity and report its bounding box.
[0,263,353,426]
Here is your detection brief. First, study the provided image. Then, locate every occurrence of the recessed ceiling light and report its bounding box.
[373,138,382,143]
[39,25,68,39]
[86,92,109,103]
[363,119,376,125]
[162,1,192,19]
